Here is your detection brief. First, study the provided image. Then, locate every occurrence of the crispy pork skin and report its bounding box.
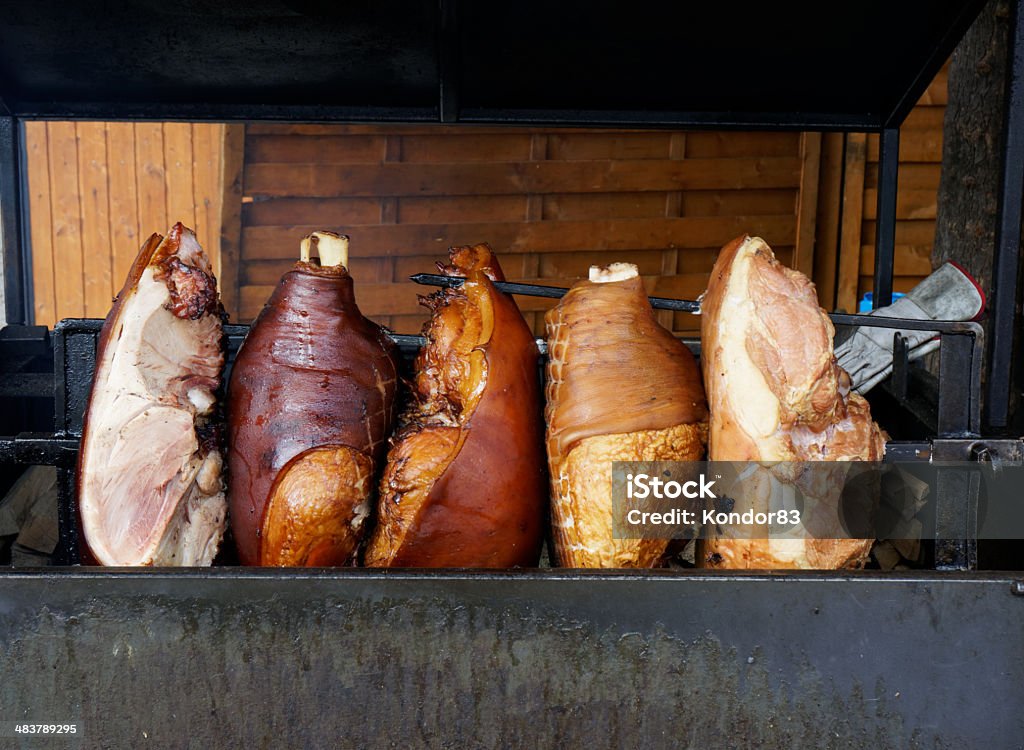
[78,223,226,566]
[365,244,546,568]
[698,235,885,569]
[545,263,708,568]
[228,233,399,566]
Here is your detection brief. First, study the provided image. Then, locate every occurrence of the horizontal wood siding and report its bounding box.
[240,126,809,335]
[25,63,948,330]
[812,65,948,312]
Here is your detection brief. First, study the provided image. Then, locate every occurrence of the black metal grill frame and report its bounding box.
[0,312,991,569]
[0,1,1017,571]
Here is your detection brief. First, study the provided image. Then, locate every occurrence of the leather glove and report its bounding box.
[834,263,984,394]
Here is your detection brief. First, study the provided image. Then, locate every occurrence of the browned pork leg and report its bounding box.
[365,244,547,568]
[228,233,399,566]
[545,263,708,568]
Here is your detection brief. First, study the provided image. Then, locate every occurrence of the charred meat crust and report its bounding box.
[292,259,349,277]
[196,420,224,458]
[366,243,547,568]
[156,256,219,320]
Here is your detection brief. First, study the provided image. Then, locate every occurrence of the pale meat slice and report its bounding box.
[699,235,885,569]
[79,224,226,566]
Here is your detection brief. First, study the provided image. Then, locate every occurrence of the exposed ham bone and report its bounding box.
[78,223,227,566]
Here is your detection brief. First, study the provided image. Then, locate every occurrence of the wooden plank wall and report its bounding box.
[239,125,817,335]
[24,65,948,330]
[24,122,227,327]
[814,64,948,312]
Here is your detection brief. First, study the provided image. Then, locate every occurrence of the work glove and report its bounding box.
[834,263,984,394]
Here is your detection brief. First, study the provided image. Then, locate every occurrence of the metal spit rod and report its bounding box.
[410,273,981,334]
[409,273,701,313]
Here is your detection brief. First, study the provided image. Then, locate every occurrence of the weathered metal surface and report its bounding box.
[0,570,1020,749]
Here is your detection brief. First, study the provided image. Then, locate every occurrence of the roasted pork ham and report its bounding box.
[545,263,708,568]
[699,235,885,569]
[365,244,546,567]
[228,232,399,566]
[78,223,226,566]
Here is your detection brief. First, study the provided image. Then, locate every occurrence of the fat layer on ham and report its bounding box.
[698,235,885,570]
[79,223,226,566]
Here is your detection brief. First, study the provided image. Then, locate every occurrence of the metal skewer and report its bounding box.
[409,273,979,334]
[409,273,702,313]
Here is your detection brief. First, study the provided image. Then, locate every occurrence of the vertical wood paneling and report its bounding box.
[163,123,196,231]
[831,62,950,306]
[134,123,168,245]
[76,122,113,316]
[218,125,246,321]
[24,123,56,325]
[107,123,142,283]
[27,122,229,326]
[46,122,85,322]
[837,133,867,313]
[794,132,821,277]
[192,123,223,281]
[812,132,846,310]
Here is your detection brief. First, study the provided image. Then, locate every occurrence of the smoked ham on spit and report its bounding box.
[365,244,546,567]
[79,223,226,566]
[698,235,885,569]
[228,232,399,566]
[545,263,708,568]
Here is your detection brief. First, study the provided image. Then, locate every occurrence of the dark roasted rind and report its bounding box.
[545,264,708,568]
[365,243,547,568]
[698,235,885,570]
[227,258,399,566]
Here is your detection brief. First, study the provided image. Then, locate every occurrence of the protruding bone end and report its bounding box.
[589,262,639,283]
[301,231,350,268]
